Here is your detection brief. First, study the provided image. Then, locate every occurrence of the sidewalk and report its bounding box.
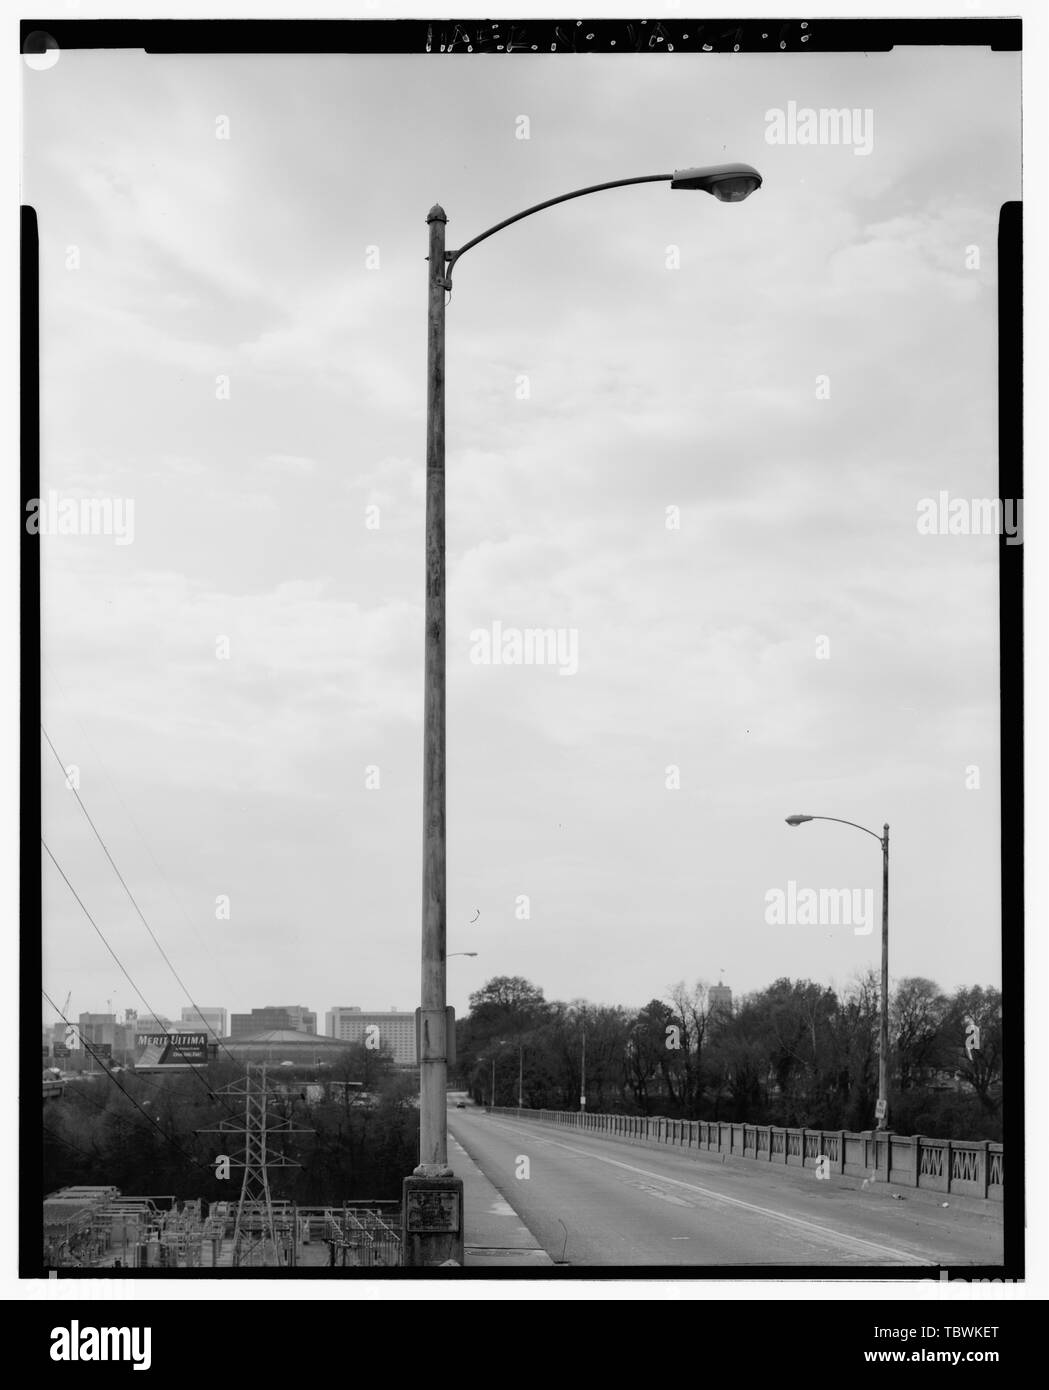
[449,1131,555,1267]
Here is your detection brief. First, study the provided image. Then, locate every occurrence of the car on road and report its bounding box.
[455,1100,467,1109]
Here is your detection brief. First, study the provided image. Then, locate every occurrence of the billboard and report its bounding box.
[136,1032,209,1066]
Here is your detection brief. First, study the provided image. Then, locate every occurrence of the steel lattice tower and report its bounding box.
[200,1065,312,1267]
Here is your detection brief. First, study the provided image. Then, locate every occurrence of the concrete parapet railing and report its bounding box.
[485,1107,1002,1202]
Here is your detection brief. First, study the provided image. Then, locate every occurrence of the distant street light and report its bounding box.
[785,813,890,1129]
[580,1013,587,1114]
[493,1036,525,1109]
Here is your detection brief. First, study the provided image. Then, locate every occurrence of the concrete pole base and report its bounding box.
[401,1176,464,1267]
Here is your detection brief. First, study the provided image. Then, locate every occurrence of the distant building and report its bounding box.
[219,1029,348,1064]
[78,1013,116,1048]
[709,984,733,1015]
[326,1007,417,1066]
[181,1005,227,1039]
[230,1006,316,1039]
[324,1006,361,1036]
[133,1013,173,1040]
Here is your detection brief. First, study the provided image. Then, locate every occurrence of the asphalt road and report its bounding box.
[447,1107,1004,1268]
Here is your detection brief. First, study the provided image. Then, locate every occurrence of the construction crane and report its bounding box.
[55,991,76,1057]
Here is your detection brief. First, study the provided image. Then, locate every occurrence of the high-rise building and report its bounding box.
[77,1013,116,1047]
[709,984,733,1014]
[134,1013,173,1039]
[324,1006,361,1036]
[326,1007,417,1066]
[230,1006,316,1039]
[180,1005,227,1039]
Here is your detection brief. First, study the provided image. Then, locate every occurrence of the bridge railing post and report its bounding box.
[979,1139,990,1199]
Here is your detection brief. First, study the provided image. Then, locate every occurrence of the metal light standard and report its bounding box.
[496,1035,525,1108]
[407,163,763,1265]
[785,814,890,1129]
[580,1014,587,1115]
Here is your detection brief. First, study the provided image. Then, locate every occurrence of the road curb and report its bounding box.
[448,1121,555,1266]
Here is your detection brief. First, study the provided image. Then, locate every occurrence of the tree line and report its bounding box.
[455,973,1002,1141]
[43,1043,419,1204]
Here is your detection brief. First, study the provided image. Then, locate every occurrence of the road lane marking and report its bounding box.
[484,1118,928,1263]
[633,1181,693,1208]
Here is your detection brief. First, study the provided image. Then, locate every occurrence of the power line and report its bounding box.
[39,734,241,1071]
[43,1127,104,1165]
[42,989,208,1170]
[41,842,237,1109]
[45,1082,157,1158]
[54,1078,208,1172]
[39,674,238,999]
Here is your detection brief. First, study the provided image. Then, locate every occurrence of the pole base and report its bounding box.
[402,1176,464,1268]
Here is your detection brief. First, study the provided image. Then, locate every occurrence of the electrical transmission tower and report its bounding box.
[200,1065,312,1267]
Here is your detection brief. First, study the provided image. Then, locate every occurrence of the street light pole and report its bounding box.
[518,1040,524,1109]
[880,822,889,1131]
[581,1021,587,1113]
[785,813,891,1130]
[416,205,449,1180]
[410,165,763,1263]
[402,204,461,1266]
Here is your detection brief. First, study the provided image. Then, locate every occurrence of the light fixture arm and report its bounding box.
[441,174,674,290]
[807,815,886,847]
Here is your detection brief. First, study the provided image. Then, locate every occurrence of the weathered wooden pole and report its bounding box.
[418,203,449,1176]
[877,823,890,1130]
[402,204,463,1265]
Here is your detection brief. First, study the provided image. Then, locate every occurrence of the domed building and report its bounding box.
[218,1029,350,1065]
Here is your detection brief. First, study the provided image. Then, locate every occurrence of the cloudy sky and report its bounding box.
[26,41,1019,1031]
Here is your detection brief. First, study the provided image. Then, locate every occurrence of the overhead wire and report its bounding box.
[42,989,212,1170]
[39,670,237,999]
[41,724,241,1069]
[41,845,240,1118]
